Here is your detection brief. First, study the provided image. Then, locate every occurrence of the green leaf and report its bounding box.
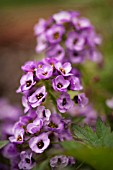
[62,141,113,170]
[72,119,113,147]
[0,140,8,149]
[96,118,111,138]
[72,124,99,146]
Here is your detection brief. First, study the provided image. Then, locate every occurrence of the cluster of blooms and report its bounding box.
[34,10,102,64]
[3,10,103,170]
[6,58,88,169]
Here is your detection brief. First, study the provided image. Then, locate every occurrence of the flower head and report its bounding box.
[28,86,47,108]
[29,133,50,153]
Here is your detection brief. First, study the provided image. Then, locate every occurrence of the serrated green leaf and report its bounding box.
[72,119,113,147]
[62,141,113,170]
[72,124,98,146]
[0,140,8,149]
[96,118,111,138]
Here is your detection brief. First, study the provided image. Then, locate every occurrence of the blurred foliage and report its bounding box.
[0,140,8,149]
[61,119,113,170]
[62,141,113,170]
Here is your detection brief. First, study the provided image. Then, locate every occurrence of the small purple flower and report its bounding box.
[3,143,18,159]
[28,86,47,108]
[50,155,69,168]
[58,130,73,141]
[36,64,53,80]
[53,11,71,24]
[34,18,47,36]
[72,17,92,30]
[46,114,64,133]
[21,60,38,73]
[9,127,24,144]
[36,33,47,53]
[29,133,50,153]
[66,31,85,51]
[22,96,31,113]
[46,25,65,44]
[27,118,43,134]
[46,44,65,61]
[17,72,36,93]
[68,49,85,64]
[68,156,76,165]
[36,106,51,122]
[52,75,70,92]
[55,62,72,76]
[68,75,83,91]
[73,93,88,107]
[19,115,31,126]
[57,93,73,113]
[43,57,58,69]
[18,151,36,170]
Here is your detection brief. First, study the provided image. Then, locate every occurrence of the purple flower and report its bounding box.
[46,44,65,61]
[68,156,76,165]
[72,17,92,30]
[28,86,47,108]
[36,64,53,80]
[50,155,69,168]
[53,11,71,24]
[27,118,43,134]
[0,98,20,121]
[58,130,73,141]
[43,57,58,69]
[19,115,31,126]
[34,18,47,36]
[57,93,73,113]
[29,133,50,153]
[36,106,51,122]
[68,49,85,64]
[73,93,88,107]
[55,62,72,76]
[46,25,65,44]
[17,72,36,93]
[9,127,24,144]
[22,96,31,113]
[46,114,64,133]
[52,75,70,92]
[18,151,36,170]
[68,75,83,91]
[66,31,85,51]
[21,60,38,73]
[36,33,47,53]
[3,143,18,159]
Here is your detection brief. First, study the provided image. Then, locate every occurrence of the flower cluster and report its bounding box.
[17,58,87,113]
[34,10,102,64]
[7,58,88,169]
[5,9,103,170]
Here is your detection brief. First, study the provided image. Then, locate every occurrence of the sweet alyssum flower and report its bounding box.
[34,10,102,64]
[50,155,75,169]
[57,93,74,113]
[29,133,50,153]
[18,151,36,170]
[17,58,84,114]
[28,86,47,108]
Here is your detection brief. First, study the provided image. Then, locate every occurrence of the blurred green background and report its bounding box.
[0,0,113,114]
